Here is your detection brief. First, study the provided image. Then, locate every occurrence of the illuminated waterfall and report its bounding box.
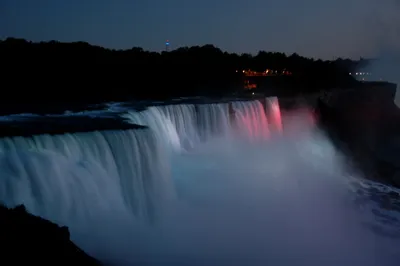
[0,97,284,223]
[0,129,173,223]
[0,96,399,266]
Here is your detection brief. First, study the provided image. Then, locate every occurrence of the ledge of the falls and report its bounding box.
[0,116,146,138]
[0,204,100,265]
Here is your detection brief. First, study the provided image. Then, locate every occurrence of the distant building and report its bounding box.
[237,69,292,90]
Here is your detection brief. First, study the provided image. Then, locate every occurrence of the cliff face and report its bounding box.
[395,83,400,107]
[317,82,400,186]
[0,204,100,265]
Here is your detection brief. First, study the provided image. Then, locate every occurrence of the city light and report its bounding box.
[241,69,292,77]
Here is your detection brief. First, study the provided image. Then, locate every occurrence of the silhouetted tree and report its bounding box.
[0,37,364,105]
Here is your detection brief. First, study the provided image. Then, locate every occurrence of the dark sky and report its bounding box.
[1,0,399,59]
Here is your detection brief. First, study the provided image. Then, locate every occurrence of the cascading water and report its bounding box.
[195,103,231,142]
[160,104,200,150]
[123,98,283,151]
[265,96,283,133]
[232,100,271,141]
[0,129,173,223]
[122,107,182,152]
[0,97,399,266]
[123,103,232,152]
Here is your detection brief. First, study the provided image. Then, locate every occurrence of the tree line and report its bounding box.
[0,38,369,104]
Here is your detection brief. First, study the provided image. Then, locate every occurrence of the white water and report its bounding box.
[0,129,173,221]
[0,98,400,265]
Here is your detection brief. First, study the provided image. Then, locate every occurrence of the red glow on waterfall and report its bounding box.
[233,99,317,141]
[233,99,285,141]
[268,98,283,133]
[232,101,271,141]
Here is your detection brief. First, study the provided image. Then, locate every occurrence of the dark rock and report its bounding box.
[60,226,71,240]
[316,82,400,187]
[0,204,100,265]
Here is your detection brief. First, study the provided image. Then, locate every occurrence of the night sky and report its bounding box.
[1,0,399,59]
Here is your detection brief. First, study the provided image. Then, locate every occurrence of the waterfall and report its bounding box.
[265,97,283,133]
[123,97,283,150]
[0,129,173,223]
[123,103,231,151]
[1,97,400,266]
[232,100,271,141]
[0,97,282,223]
[195,103,231,141]
[160,104,200,150]
[122,107,182,152]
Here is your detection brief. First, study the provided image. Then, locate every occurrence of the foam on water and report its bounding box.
[0,113,42,121]
[0,98,399,265]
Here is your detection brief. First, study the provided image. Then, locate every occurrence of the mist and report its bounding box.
[63,111,400,266]
[360,56,400,106]
[360,0,400,104]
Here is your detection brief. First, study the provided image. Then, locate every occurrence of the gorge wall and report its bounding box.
[316,82,400,186]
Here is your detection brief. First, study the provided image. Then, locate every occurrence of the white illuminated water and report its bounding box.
[0,98,400,266]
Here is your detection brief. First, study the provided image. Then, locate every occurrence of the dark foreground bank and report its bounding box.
[0,204,100,265]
